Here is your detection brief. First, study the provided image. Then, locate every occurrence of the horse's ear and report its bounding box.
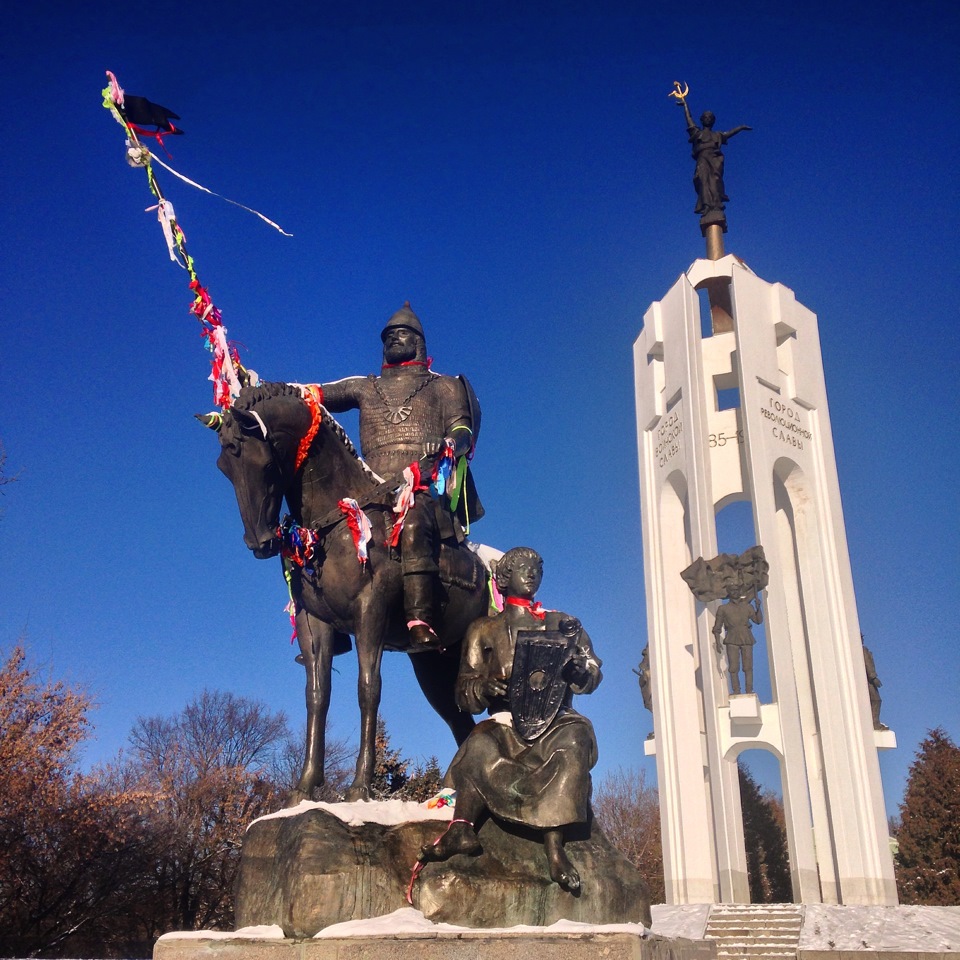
[230,407,269,438]
[196,412,223,432]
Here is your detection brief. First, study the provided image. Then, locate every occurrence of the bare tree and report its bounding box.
[593,767,664,903]
[123,691,293,938]
[271,724,355,802]
[0,645,151,958]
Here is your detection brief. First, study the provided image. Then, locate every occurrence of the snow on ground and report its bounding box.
[158,925,284,941]
[249,798,454,829]
[651,903,960,950]
[650,904,711,940]
[313,907,649,938]
[800,904,960,951]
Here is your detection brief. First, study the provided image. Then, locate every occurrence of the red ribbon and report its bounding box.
[295,385,323,471]
[387,462,427,548]
[506,597,547,620]
[381,357,433,369]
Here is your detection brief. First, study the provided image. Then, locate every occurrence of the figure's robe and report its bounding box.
[447,609,602,829]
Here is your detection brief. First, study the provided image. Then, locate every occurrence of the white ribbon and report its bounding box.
[149,154,293,236]
[147,198,180,263]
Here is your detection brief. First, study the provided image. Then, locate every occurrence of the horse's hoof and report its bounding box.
[344,785,371,802]
[286,788,312,807]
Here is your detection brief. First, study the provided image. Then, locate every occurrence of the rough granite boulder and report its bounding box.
[235,801,651,936]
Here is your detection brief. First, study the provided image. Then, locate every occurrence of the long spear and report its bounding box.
[102,70,289,408]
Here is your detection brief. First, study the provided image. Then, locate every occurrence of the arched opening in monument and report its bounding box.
[660,471,701,723]
[714,498,771,704]
[772,456,839,902]
[735,747,794,903]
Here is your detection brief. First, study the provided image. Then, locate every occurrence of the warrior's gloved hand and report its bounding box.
[421,436,445,458]
[482,677,508,699]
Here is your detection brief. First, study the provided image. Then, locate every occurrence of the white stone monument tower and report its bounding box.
[633,93,898,906]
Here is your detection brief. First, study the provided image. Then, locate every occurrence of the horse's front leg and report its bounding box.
[344,593,387,802]
[290,607,336,805]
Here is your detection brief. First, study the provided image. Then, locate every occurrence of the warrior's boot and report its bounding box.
[401,496,442,647]
[405,571,441,647]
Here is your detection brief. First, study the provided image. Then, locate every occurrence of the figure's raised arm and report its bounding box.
[721,124,752,142]
[669,81,696,131]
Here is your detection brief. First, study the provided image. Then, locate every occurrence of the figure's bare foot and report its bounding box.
[545,831,581,893]
[420,820,482,862]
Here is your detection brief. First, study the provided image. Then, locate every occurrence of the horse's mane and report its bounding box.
[232,381,301,409]
[233,381,382,482]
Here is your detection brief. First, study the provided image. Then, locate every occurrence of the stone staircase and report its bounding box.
[703,903,804,959]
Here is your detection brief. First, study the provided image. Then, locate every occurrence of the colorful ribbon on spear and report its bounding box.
[102,70,290,409]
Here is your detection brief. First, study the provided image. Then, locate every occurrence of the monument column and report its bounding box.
[634,85,896,906]
[634,254,898,905]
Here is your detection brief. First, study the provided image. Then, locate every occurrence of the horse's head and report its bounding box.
[199,383,314,559]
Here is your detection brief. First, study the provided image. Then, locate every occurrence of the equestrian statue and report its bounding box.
[200,304,488,802]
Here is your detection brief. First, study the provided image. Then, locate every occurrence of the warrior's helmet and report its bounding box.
[381,302,425,342]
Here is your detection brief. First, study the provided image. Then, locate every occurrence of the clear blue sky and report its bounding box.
[1,0,957,822]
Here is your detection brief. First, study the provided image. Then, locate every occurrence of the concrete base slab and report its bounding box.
[154,933,716,960]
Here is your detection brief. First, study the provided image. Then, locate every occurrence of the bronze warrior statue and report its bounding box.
[681,545,769,696]
[416,547,602,893]
[321,303,483,647]
[712,586,763,695]
[634,645,652,712]
[862,638,888,731]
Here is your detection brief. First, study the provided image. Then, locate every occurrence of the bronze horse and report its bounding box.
[202,382,487,801]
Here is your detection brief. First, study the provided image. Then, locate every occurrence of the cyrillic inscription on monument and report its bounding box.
[655,409,683,468]
[760,396,812,451]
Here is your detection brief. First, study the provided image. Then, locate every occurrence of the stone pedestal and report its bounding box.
[236,802,651,936]
[728,694,761,721]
